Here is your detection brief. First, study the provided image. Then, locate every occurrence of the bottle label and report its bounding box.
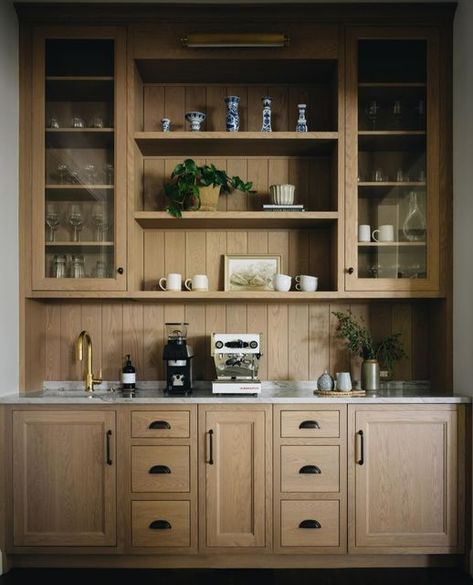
[122,373,136,384]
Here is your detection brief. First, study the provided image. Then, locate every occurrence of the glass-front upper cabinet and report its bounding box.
[345,29,440,292]
[31,28,126,290]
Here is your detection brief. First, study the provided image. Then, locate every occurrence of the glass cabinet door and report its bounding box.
[345,29,440,292]
[31,29,126,290]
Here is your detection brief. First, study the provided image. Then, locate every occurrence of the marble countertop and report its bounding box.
[0,381,470,404]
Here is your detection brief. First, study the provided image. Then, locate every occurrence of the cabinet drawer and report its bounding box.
[132,501,190,547]
[132,446,190,492]
[280,410,340,438]
[280,500,339,547]
[281,446,339,492]
[131,411,190,438]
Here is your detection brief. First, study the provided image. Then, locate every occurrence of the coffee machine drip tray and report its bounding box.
[212,380,261,395]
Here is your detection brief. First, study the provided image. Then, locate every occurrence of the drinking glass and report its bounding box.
[105,163,114,185]
[71,255,85,278]
[94,260,108,278]
[68,204,84,242]
[56,163,69,185]
[71,115,85,128]
[48,116,60,129]
[91,116,104,129]
[45,204,60,242]
[69,170,80,185]
[84,164,97,185]
[392,100,403,129]
[415,99,425,129]
[52,254,67,279]
[91,203,109,242]
[365,100,380,130]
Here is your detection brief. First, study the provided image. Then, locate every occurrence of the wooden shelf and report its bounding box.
[134,211,338,229]
[358,82,426,88]
[358,182,426,187]
[46,76,114,81]
[45,241,114,247]
[134,131,338,156]
[358,131,425,151]
[358,241,426,247]
[46,184,114,189]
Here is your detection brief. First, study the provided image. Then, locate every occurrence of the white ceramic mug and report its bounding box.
[272,273,292,292]
[185,274,209,291]
[358,224,371,242]
[295,275,318,292]
[336,372,352,391]
[372,224,395,242]
[159,273,182,291]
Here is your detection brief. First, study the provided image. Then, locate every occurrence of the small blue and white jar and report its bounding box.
[296,103,308,132]
[161,118,171,132]
[317,370,334,391]
[261,96,272,132]
[225,96,240,132]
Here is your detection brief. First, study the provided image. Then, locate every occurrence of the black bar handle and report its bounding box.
[299,519,321,529]
[106,429,112,466]
[357,430,364,465]
[299,420,320,429]
[208,429,214,465]
[149,465,171,474]
[149,420,171,430]
[149,520,172,530]
[299,464,321,474]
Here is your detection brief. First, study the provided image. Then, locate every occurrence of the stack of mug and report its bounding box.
[158,273,209,291]
[272,273,318,292]
[358,224,395,243]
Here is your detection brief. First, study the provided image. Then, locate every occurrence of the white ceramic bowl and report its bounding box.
[269,184,295,205]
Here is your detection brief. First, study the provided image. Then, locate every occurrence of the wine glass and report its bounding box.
[84,164,97,185]
[392,100,403,129]
[68,204,84,242]
[91,203,109,242]
[45,204,60,242]
[105,163,114,185]
[56,163,69,185]
[365,100,380,130]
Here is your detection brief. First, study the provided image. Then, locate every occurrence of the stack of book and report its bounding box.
[262,204,305,212]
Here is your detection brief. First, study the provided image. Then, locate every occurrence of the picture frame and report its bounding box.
[224,254,281,292]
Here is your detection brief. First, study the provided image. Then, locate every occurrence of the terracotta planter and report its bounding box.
[198,185,221,211]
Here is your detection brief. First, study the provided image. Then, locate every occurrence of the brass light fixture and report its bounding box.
[181,32,289,48]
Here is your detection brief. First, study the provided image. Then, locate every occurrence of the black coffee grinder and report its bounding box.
[163,322,193,395]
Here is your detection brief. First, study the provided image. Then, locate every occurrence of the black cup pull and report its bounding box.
[149,420,171,430]
[149,465,171,474]
[106,429,112,466]
[299,519,321,529]
[357,430,364,465]
[299,464,321,474]
[149,520,172,530]
[299,420,320,430]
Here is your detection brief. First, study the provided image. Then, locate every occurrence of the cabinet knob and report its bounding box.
[117,267,124,275]
[149,420,171,430]
[299,464,321,474]
[299,519,321,529]
[347,267,354,275]
[149,520,172,530]
[149,465,171,474]
[299,420,320,429]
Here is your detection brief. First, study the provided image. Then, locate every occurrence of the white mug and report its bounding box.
[358,224,371,242]
[159,273,182,291]
[185,274,209,291]
[372,224,394,242]
[295,275,318,292]
[336,372,352,391]
[272,273,292,292]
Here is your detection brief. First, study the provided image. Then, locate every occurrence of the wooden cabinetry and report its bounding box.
[12,410,116,547]
[273,405,347,554]
[199,406,272,551]
[348,405,463,553]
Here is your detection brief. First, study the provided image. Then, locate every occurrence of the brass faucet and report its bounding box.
[76,330,102,392]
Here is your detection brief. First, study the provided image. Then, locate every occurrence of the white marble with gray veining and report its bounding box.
[0,380,470,404]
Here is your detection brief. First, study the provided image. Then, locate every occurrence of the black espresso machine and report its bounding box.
[163,322,193,395]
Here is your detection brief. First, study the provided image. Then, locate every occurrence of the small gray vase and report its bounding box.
[361,359,380,390]
[317,370,334,391]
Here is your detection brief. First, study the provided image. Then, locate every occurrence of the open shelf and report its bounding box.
[134,211,339,229]
[358,182,426,187]
[358,241,426,247]
[134,131,338,156]
[45,241,114,248]
[358,82,426,88]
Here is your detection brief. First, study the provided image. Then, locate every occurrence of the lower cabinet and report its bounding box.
[199,406,272,551]
[348,405,462,553]
[12,409,116,547]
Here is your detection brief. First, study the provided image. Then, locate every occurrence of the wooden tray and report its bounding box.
[313,389,367,397]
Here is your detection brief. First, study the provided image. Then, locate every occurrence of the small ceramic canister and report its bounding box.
[161,118,171,132]
[317,371,334,391]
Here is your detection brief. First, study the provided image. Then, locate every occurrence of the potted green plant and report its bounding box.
[164,158,253,217]
[332,310,406,390]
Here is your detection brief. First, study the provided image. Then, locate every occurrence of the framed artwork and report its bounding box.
[224,254,281,291]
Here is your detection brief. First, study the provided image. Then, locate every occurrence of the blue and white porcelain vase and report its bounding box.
[261,96,272,132]
[317,370,334,391]
[225,96,240,132]
[296,103,308,132]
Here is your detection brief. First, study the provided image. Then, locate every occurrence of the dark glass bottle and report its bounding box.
[121,354,136,389]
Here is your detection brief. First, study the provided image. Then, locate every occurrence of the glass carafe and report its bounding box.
[402,191,426,241]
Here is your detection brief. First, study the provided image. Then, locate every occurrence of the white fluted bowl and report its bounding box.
[269,184,295,205]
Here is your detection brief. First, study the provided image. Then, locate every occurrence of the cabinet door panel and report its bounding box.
[13,410,116,547]
[351,407,458,551]
[201,407,269,549]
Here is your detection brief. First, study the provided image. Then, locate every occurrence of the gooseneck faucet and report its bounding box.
[76,330,102,392]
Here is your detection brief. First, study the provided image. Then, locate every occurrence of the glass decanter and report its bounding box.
[402,191,426,241]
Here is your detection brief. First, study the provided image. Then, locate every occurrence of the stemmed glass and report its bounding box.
[56,163,69,185]
[91,203,110,242]
[84,164,97,185]
[105,163,114,185]
[68,204,84,242]
[45,204,60,242]
[365,100,380,130]
[392,100,403,129]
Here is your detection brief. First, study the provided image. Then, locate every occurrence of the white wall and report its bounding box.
[0,0,19,401]
[453,0,473,396]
